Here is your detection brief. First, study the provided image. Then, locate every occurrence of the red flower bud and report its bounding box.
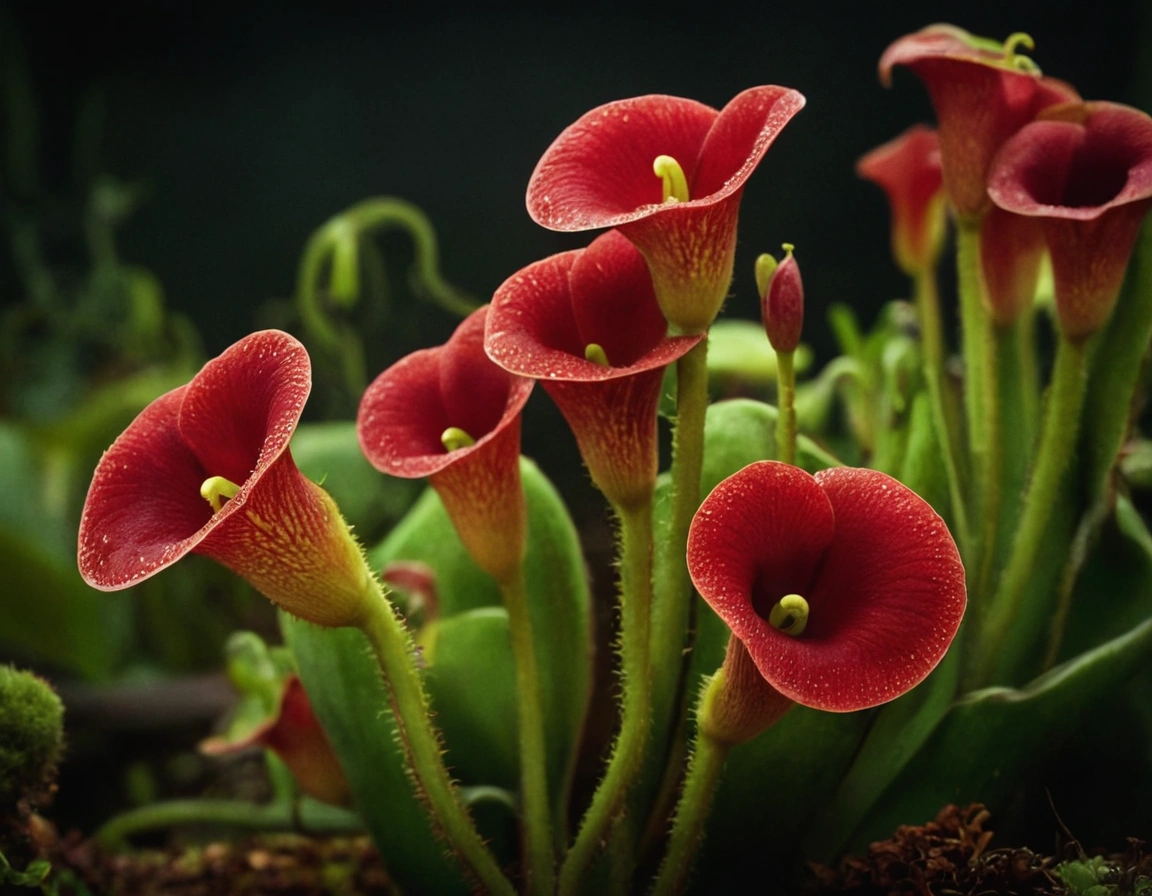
[759,244,804,353]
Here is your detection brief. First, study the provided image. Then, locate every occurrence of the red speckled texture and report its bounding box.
[880,24,1078,219]
[357,307,532,581]
[485,230,700,509]
[856,124,945,277]
[687,461,966,712]
[526,86,805,333]
[988,102,1152,340]
[78,330,371,628]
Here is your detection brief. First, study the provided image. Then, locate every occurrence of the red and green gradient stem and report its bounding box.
[359,583,517,896]
[559,498,655,896]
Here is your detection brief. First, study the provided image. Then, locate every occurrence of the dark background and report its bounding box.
[4,1,1149,362]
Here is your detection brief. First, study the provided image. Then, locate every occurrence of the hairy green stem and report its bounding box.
[970,336,1089,688]
[498,569,556,896]
[560,499,655,896]
[956,217,988,484]
[360,589,517,896]
[775,350,796,465]
[648,730,729,896]
[974,313,1003,599]
[650,338,708,682]
[913,269,971,556]
[978,318,1036,601]
[638,337,710,863]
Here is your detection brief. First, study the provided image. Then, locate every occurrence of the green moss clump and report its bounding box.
[0,665,64,814]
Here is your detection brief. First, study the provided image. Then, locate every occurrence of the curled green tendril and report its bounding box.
[296,197,478,395]
[1003,32,1040,74]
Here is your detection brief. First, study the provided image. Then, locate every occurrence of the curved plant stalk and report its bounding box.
[559,499,655,896]
[95,798,362,851]
[648,731,729,896]
[359,586,517,896]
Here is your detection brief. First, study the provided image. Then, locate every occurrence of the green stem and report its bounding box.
[95,798,361,850]
[913,269,971,556]
[560,499,655,896]
[649,337,708,724]
[970,336,1089,688]
[498,569,555,896]
[1043,503,1104,671]
[648,731,729,896]
[978,318,1036,600]
[640,337,710,854]
[975,312,1003,598]
[775,350,796,465]
[957,217,988,481]
[360,590,517,896]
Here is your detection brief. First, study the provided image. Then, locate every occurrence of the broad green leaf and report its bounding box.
[829,487,1152,854]
[282,619,474,895]
[1058,494,1152,663]
[286,457,590,888]
[425,608,519,790]
[692,706,873,889]
[699,399,841,488]
[291,421,419,540]
[997,219,1152,684]
[846,611,1152,851]
[803,648,959,860]
[706,319,813,388]
[896,390,951,518]
[0,424,126,678]
[370,456,592,817]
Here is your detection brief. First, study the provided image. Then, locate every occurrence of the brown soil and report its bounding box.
[43,830,393,895]
[807,803,1150,896]
[19,803,1151,894]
